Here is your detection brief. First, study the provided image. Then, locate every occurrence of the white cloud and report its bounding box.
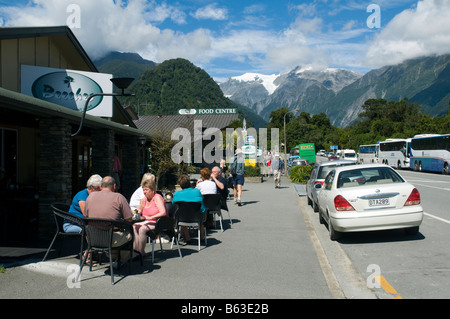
[0,0,211,61]
[191,3,228,21]
[366,0,450,67]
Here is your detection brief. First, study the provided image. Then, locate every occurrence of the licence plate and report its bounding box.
[369,198,390,207]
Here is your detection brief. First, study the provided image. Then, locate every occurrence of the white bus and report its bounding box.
[410,134,450,174]
[378,138,411,169]
[358,144,379,164]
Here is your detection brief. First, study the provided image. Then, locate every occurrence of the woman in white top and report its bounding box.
[196,167,217,195]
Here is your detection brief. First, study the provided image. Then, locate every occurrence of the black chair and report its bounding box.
[166,202,178,219]
[203,193,224,232]
[147,215,182,262]
[42,203,85,266]
[220,197,233,227]
[174,201,207,251]
[77,218,136,285]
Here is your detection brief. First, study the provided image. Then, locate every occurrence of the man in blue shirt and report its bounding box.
[65,174,102,233]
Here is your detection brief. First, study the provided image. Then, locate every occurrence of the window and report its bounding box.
[0,127,18,187]
[337,167,404,188]
[324,170,335,190]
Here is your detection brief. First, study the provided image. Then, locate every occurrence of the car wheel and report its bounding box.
[419,162,423,172]
[313,201,319,212]
[307,196,312,206]
[405,226,419,235]
[328,217,342,241]
[443,163,449,175]
[319,210,326,225]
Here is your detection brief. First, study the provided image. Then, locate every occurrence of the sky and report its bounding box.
[1,0,450,82]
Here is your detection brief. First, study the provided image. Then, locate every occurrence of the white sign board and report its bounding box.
[178,108,237,115]
[21,65,113,117]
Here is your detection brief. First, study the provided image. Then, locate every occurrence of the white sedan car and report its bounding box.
[316,164,423,240]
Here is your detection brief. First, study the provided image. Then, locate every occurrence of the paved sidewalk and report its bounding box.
[0,176,333,299]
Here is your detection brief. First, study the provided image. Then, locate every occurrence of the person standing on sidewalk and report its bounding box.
[229,149,245,206]
[273,154,284,189]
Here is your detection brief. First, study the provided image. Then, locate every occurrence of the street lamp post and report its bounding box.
[283,108,300,175]
[72,77,135,137]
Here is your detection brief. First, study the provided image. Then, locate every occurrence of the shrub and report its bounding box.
[289,165,312,184]
[245,165,261,177]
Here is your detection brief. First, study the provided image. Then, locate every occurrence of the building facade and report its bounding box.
[0,26,150,244]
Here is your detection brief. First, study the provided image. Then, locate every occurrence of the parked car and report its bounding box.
[291,158,309,166]
[316,150,326,156]
[287,155,300,167]
[316,164,423,240]
[305,160,356,212]
[340,149,357,163]
[328,154,339,160]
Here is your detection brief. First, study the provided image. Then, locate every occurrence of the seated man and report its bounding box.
[172,174,206,244]
[84,176,133,262]
[65,174,102,233]
[211,166,228,200]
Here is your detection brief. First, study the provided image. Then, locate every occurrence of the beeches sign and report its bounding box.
[21,65,113,117]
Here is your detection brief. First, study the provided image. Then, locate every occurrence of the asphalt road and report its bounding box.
[304,158,450,299]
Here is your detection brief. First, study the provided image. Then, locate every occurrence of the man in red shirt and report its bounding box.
[85,176,133,262]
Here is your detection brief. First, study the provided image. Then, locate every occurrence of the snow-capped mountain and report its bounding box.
[219,66,363,121]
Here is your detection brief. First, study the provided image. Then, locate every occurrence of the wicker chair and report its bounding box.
[77,218,135,285]
[42,203,85,267]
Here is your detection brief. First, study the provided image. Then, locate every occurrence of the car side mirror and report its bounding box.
[314,184,322,189]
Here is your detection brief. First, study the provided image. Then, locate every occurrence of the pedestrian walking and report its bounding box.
[229,149,245,205]
[273,154,284,188]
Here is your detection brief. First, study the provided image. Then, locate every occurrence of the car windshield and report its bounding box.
[344,153,356,158]
[337,167,404,188]
[318,163,353,179]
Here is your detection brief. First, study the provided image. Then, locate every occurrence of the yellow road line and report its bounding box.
[375,276,402,299]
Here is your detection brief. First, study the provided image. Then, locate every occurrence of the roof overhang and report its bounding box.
[0,87,151,138]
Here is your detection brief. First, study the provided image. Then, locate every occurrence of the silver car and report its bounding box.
[305,160,356,212]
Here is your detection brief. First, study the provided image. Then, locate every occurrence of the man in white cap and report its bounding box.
[229,149,245,205]
[272,154,284,188]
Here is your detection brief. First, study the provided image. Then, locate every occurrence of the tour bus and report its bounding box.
[378,138,411,169]
[358,144,379,164]
[410,134,450,174]
[291,143,316,164]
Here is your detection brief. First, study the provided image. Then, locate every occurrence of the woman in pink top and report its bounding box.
[133,179,167,256]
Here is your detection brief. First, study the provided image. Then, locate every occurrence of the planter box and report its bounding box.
[245,176,263,183]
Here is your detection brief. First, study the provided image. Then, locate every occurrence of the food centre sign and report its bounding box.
[178,108,237,115]
[21,65,113,117]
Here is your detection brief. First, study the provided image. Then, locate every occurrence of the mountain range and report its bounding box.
[94,52,450,128]
[94,53,268,128]
[220,54,450,127]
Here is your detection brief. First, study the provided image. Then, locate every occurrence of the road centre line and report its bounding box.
[424,212,450,225]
